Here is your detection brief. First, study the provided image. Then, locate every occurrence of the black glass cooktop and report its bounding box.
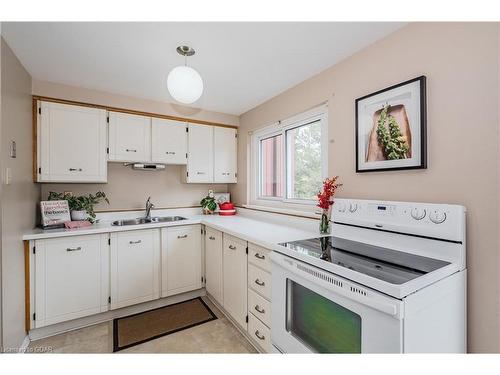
[279,236,450,285]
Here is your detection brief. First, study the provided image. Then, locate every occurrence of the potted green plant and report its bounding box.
[48,191,109,223]
[200,193,217,215]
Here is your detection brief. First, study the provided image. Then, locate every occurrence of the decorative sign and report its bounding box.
[40,200,71,228]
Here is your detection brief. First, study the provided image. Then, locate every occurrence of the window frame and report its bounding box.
[250,105,328,211]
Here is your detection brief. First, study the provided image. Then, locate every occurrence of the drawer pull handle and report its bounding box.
[126,149,137,152]
[129,240,142,244]
[209,236,216,240]
[196,172,205,175]
[254,305,265,314]
[228,245,237,250]
[68,168,83,172]
[165,151,176,155]
[254,330,265,341]
[254,253,265,260]
[66,246,82,252]
[177,234,188,239]
[255,279,265,286]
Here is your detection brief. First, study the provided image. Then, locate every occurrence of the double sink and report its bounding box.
[112,216,187,226]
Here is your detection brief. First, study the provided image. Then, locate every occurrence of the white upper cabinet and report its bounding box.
[186,124,214,183]
[37,101,107,183]
[108,111,151,162]
[151,118,188,165]
[214,127,237,183]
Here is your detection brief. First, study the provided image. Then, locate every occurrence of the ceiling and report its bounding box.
[2,22,405,115]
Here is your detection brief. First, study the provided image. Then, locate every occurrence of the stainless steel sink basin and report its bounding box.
[112,216,186,226]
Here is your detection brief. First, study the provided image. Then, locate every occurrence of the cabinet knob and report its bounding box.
[129,240,142,244]
[254,305,265,314]
[209,236,216,240]
[254,253,265,260]
[165,151,176,155]
[254,330,265,341]
[66,246,82,252]
[177,234,188,239]
[126,149,137,152]
[254,279,265,286]
[228,245,237,250]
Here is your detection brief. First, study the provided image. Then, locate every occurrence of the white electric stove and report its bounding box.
[271,198,466,353]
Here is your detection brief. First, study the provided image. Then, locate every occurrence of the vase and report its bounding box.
[71,210,88,221]
[319,206,332,234]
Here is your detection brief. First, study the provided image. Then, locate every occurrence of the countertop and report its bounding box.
[22,213,319,251]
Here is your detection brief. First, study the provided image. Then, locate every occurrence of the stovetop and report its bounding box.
[278,236,450,285]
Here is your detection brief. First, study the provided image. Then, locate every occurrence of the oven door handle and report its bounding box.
[273,254,400,317]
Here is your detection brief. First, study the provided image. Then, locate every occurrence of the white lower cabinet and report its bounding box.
[248,312,271,353]
[222,234,248,329]
[110,229,160,309]
[205,227,223,305]
[161,225,202,297]
[34,234,109,328]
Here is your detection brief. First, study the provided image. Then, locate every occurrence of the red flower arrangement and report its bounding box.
[317,176,342,210]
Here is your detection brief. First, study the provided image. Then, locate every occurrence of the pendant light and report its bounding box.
[167,45,204,104]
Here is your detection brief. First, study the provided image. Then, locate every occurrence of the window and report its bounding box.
[251,105,328,209]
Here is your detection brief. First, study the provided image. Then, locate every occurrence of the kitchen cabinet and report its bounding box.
[223,234,248,329]
[151,118,188,164]
[108,111,151,162]
[36,101,107,183]
[33,234,109,328]
[214,127,237,183]
[161,225,202,297]
[205,227,223,305]
[185,123,214,183]
[248,312,271,353]
[110,229,160,309]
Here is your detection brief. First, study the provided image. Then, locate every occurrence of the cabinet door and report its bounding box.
[162,225,202,297]
[34,234,109,328]
[110,229,160,309]
[108,111,151,162]
[151,118,188,164]
[223,234,248,329]
[214,127,237,183]
[205,228,223,305]
[186,123,214,183]
[38,101,107,183]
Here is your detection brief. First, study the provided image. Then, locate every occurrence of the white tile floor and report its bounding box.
[28,298,257,354]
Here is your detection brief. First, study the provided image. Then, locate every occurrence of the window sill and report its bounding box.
[241,204,321,220]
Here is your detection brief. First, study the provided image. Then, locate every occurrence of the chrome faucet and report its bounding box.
[145,197,154,220]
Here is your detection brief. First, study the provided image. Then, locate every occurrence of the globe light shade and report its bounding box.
[167,65,204,104]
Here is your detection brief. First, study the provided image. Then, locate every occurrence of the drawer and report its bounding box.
[248,288,271,327]
[248,243,271,272]
[248,313,271,353]
[248,263,271,300]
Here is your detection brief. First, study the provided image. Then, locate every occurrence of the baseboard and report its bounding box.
[29,289,205,341]
[19,335,30,353]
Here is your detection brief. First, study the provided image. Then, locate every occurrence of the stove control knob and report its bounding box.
[429,210,447,224]
[410,207,426,220]
[337,202,346,213]
[349,203,358,213]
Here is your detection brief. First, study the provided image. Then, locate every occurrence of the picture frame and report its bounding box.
[355,76,427,172]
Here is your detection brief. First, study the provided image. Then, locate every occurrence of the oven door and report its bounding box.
[271,252,404,353]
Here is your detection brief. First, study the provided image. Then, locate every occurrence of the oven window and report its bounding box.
[287,280,361,353]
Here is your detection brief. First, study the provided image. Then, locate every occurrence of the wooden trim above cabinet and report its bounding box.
[32,95,238,129]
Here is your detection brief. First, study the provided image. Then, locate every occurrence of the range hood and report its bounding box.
[124,163,166,171]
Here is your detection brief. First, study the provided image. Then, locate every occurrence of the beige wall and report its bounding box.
[40,163,228,212]
[1,37,39,349]
[232,23,500,352]
[34,81,236,210]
